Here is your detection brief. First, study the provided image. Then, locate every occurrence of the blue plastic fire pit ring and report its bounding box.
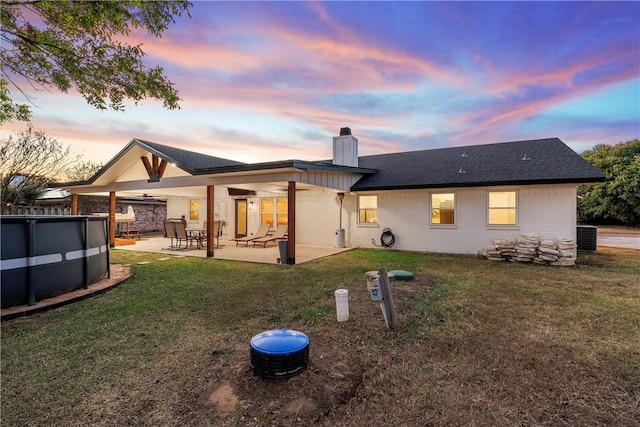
[250,329,309,355]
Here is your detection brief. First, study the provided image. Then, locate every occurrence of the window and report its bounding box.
[260,197,288,227]
[358,195,378,223]
[488,191,517,225]
[189,199,199,221]
[431,193,455,224]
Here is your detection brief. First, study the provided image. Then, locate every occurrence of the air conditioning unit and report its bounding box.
[576,225,597,251]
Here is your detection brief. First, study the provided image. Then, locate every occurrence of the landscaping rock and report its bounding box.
[481,235,577,267]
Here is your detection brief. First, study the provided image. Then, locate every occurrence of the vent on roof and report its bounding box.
[340,127,352,136]
[461,150,468,157]
[522,153,532,160]
[458,166,466,173]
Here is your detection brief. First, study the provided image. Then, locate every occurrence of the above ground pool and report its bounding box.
[1,216,110,309]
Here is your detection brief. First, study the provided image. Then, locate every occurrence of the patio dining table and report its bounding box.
[185,228,206,249]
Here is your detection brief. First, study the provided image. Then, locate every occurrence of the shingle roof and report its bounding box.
[351,138,605,191]
[135,139,246,173]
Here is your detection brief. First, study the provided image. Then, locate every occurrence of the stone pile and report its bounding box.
[482,239,514,261]
[552,238,578,266]
[482,234,577,266]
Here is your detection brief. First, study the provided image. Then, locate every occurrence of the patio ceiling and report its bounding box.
[68,168,323,199]
[79,181,318,199]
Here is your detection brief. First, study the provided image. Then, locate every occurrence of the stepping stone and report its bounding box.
[137,261,151,265]
[157,257,170,261]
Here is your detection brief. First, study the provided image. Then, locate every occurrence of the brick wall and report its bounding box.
[346,184,578,255]
[295,189,341,246]
[11,196,167,233]
[79,197,167,233]
[161,183,578,254]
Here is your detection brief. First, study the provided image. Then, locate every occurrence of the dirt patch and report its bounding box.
[207,383,242,415]
[197,276,436,425]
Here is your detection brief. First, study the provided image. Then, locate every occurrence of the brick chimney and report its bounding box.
[332,127,358,167]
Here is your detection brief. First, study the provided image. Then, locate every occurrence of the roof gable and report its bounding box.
[75,139,247,185]
[352,138,605,191]
[135,139,246,172]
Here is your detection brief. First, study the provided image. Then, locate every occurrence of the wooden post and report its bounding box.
[71,193,78,215]
[287,181,296,265]
[379,267,397,329]
[206,185,215,257]
[109,191,116,248]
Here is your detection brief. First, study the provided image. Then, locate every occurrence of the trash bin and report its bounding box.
[335,228,345,248]
[278,240,288,264]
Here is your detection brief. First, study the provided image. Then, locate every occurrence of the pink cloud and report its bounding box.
[133,15,465,95]
[447,48,638,145]
[485,48,638,96]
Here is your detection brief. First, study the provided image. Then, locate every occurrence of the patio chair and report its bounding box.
[212,220,223,248]
[252,224,288,248]
[173,220,193,249]
[233,223,271,247]
[164,220,177,248]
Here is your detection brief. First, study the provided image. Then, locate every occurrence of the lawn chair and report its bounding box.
[252,224,288,248]
[233,223,271,247]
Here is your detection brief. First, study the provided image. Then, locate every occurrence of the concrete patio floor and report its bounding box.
[114,236,353,264]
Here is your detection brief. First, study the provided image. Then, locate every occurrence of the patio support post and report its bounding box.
[71,193,78,215]
[206,185,215,257]
[109,191,116,248]
[287,181,296,265]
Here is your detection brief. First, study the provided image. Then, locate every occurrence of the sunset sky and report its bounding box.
[2,1,639,164]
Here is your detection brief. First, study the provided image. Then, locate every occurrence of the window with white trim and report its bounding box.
[260,197,288,227]
[488,191,517,225]
[358,195,378,224]
[189,199,199,221]
[431,193,455,224]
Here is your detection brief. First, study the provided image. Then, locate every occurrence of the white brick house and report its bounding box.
[57,128,604,263]
[344,185,578,255]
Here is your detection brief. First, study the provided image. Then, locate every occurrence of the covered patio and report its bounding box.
[57,137,372,266]
[114,236,352,264]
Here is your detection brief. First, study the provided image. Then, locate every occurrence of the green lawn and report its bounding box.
[2,247,639,426]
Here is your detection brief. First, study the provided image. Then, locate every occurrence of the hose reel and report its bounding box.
[372,227,395,248]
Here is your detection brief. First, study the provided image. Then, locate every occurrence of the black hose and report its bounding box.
[380,228,395,247]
